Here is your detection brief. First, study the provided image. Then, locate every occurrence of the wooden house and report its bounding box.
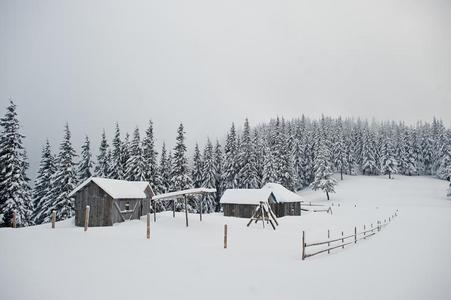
[69,177,154,227]
[220,183,303,218]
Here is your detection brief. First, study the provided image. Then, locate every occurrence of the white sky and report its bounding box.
[1,0,450,176]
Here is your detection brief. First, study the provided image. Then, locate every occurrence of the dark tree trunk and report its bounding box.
[340,168,343,180]
[388,171,391,179]
[326,191,330,200]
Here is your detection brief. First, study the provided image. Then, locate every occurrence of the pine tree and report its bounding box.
[237,118,260,188]
[402,128,417,176]
[77,136,93,182]
[94,130,110,177]
[201,139,217,213]
[213,141,223,211]
[222,123,239,189]
[121,133,131,180]
[361,128,378,175]
[0,100,32,227]
[126,127,146,181]
[159,143,171,193]
[142,120,162,193]
[192,143,203,188]
[380,137,398,179]
[32,140,57,224]
[310,140,337,200]
[437,132,451,181]
[333,118,348,180]
[44,124,78,221]
[109,123,123,179]
[171,123,193,211]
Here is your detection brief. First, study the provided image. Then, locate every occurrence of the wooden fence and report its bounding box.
[301,209,398,260]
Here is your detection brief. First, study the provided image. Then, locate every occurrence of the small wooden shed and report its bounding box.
[220,183,303,218]
[69,177,154,227]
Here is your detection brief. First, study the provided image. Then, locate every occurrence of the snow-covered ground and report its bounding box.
[1,175,451,300]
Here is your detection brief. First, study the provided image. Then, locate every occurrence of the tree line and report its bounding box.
[1,100,450,227]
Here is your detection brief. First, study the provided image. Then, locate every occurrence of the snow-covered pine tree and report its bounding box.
[126,127,146,181]
[437,131,451,181]
[0,100,32,227]
[20,150,33,225]
[192,143,203,188]
[402,128,417,176]
[333,118,348,180]
[380,137,398,179]
[142,120,162,193]
[44,123,78,221]
[32,140,57,224]
[171,123,193,210]
[222,123,239,189]
[310,140,337,200]
[94,130,110,177]
[420,125,434,175]
[345,130,358,175]
[159,143,171,193]
[201,139,217,213]
[77,136,93,182]
[361,127,378,175]
[237,118,260,189]
[109,123,123,179]
[121,133,131,180]
[252,130,265,187]
[213,140,223,211]
[262,135,278,185]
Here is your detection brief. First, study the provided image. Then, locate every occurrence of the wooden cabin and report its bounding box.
[220,183,303,218]
[69,177,154,227]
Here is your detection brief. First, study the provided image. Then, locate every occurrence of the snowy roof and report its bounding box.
[220,189,274,205]
[152,188,217,201]
[69,177,153,199]
[262,183,303,203]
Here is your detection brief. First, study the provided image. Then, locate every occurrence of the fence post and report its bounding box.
[51,210,56,228]
[341,231,344,249]
[354,226,357,244]
[147,213,151,239]
[327,229,330,254]
[12,211,16,228]
[378,221,380,232]
[364,225,366,239]
[224,224,228,249]
[302,230,305,260]
[84,206,90,232]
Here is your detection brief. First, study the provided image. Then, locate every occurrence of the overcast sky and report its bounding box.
[1,0,450,177]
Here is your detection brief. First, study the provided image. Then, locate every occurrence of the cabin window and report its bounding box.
[125,202,130,211]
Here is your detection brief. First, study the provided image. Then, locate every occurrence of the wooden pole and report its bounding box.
[199,196,203,222]
[84,206,90,232]
[302,230,305,260]
[12,211,16,228]
[364,225,366,239]
[327,229,330,254]
[224,224,228,249]
[173,199,175,218]
[147,213,151,239]
[341,231,344,249]
[261,203,265,228]
[51,210,56,229]
[184,195,189,227]
[354,226,357,244]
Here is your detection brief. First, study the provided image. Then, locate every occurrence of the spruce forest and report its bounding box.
[1,100,450,227]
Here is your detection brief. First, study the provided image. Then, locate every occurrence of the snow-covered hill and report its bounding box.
[1,175,450,300]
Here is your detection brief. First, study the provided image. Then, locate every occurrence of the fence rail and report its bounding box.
[302,210,398,260]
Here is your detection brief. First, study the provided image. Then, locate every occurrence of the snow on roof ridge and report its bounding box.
[69,177,152,199]
[262,182,304,203]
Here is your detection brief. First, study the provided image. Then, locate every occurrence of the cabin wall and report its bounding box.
[222,201,301,219]
[74,182,113,227]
